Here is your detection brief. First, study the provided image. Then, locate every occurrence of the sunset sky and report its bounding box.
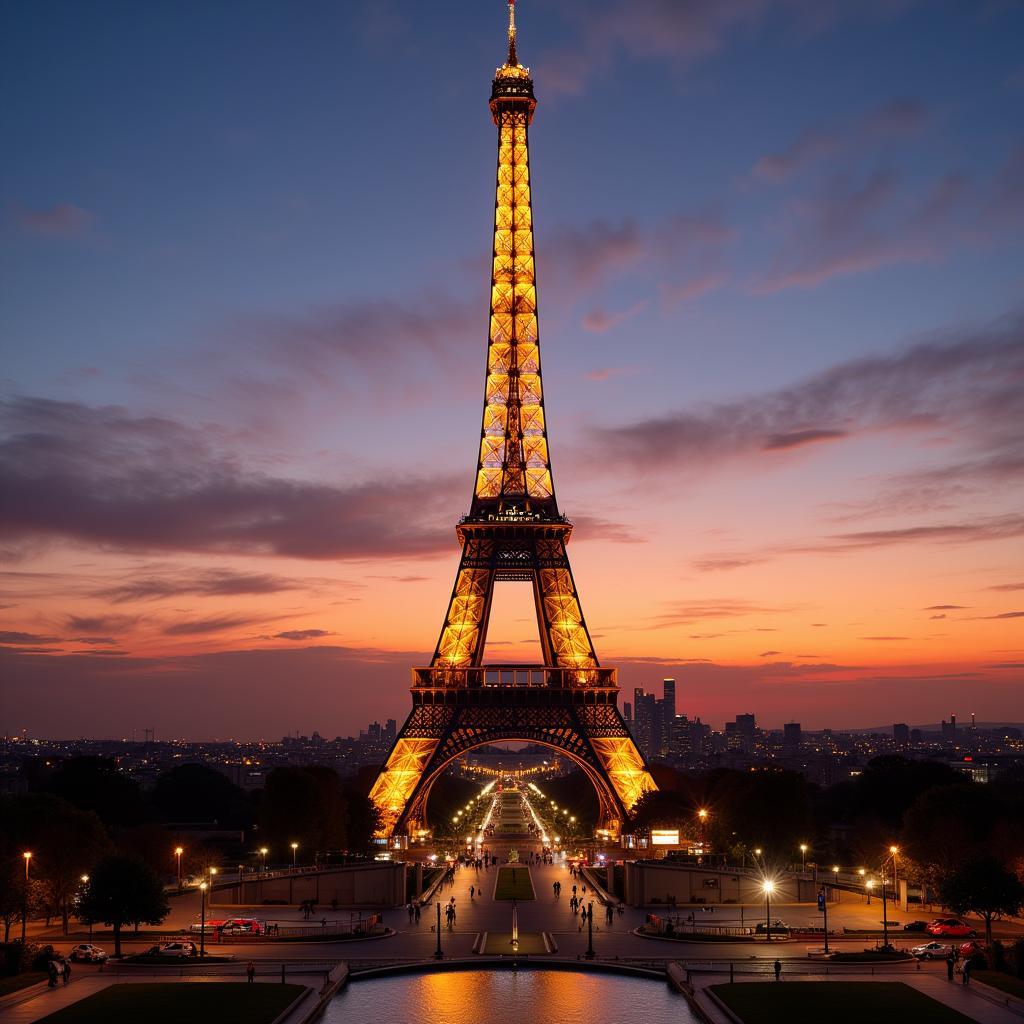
[2,0,1023,739]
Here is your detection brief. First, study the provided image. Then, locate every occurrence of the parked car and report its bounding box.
[153,941,197,958]
[926,918,976,938]
[911,941,948,960]
[69,943,107,963]
[959,940,986,959]
[903,920,929,932]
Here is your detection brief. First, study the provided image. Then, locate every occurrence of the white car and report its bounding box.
[156,941,197,958]
[69,943,107,963]
[911,941,948,960]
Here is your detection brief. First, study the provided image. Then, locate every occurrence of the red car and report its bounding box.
[926,918,976,938]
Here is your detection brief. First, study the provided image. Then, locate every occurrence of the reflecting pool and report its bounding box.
[324,969,699,1024]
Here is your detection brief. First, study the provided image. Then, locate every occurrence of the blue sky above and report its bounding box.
[2,0,1023,738]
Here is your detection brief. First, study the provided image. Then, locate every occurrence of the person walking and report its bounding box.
[246,961,255,983]
[773,959,782,982]
[962,959,972,986]
[47,961,58,988]
[470,885,475,900]
[407,903,415,923]
[946,953,955,981]
[61,959,71,986]
[414,904,421,925]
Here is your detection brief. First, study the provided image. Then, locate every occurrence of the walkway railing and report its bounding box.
[411,666,616,688]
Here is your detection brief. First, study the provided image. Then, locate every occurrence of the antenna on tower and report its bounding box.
[507,0,518,65]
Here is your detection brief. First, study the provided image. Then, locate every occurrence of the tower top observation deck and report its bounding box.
[491,0,536,121]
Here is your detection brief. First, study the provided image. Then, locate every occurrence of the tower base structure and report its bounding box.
[370,665,654,839]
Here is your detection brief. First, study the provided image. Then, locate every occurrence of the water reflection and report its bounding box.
[325,969,697,1024]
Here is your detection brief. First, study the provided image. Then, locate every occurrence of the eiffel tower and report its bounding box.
[370,1,656,839]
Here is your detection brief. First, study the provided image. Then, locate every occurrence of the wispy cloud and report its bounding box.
[0,397,459,561]
[596,318,1023,476]
[9,202,97,239]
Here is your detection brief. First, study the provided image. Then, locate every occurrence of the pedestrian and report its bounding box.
[246,961,255,983]
[470,885,475,899]
[962,959,971,986]
[61,959,71,986]
[408,903,414,923]
[47,961,58,988]
[773,959,782,982]
[415,904,421,924]
[946,953,955,982]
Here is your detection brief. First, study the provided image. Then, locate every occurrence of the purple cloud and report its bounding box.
[10,202,96,238]
[0,397,458,561]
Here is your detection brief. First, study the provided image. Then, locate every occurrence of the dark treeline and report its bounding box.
[0,755,379,942]
[634,756,1024,945]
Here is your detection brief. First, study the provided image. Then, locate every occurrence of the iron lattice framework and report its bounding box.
[370,2,656,838]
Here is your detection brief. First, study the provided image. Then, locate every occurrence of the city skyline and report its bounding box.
[3,0,1024,739]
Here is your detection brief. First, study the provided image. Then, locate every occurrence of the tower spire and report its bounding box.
[507,0,518,65]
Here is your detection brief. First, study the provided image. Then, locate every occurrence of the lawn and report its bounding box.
[494,865,536,901]
[975,971,1024,1000]
[34,982,307,1024]
[709,982,977,1024]
[0,972,47,997]
[481,931,548,954]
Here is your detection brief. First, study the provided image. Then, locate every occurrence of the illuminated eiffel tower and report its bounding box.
[370,1,656,839]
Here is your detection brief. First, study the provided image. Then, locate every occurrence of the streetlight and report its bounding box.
[174,846,184,890]
[21,852,32,942]
[291,842,298,867]
[260,847,268,873]
[81,875,92,939]
[762,880,775,942]
[199,882,208,958]
[880,875,890,949]
[889,845,899,900]
[865,877,874,906]
[799,844,808,876]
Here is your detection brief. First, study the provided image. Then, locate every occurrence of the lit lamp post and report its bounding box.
[889,845,899,903]
[880,875,890,950]
[585,901,595,959]
[81,875,92,939]
[866,877,874,907]
[291,842,298,867]
[260,847,268,873]
[174,846,184,890]
[799,844,808,876]
[762,880,775,942]
[199,882,208,958]
[21,852,31,942]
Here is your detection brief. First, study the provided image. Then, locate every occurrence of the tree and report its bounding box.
[78,855,169,957]
[939,856,1024,947]
[151,764,253,828]
[0,793,111,935]
[44,756,146,827]
[259,766,349,857]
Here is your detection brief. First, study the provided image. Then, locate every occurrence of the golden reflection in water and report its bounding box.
[326,970,693,1024]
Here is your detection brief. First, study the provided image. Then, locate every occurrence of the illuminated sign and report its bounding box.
[650,829,680,846]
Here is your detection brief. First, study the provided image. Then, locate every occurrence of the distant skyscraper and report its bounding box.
[633,690,657,760]
[662,678,676,718]
[385,718,397,744]
[783,722,801,749]
[941,715,957,741]
[893,723,910,746]
[623,702,632,723]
